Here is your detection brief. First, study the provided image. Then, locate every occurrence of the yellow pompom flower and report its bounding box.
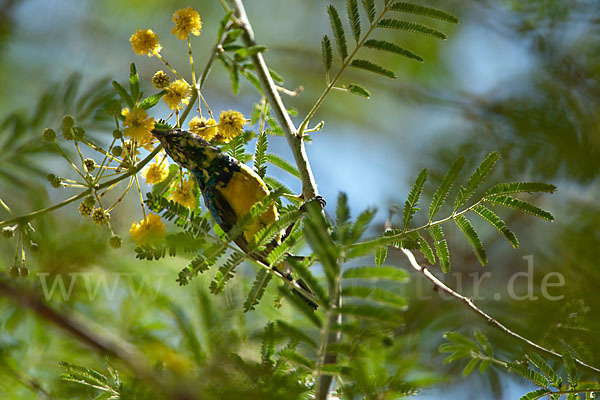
[189,116,218,141]
[171,8,202,40]
[218,110,245,140]
[129,213,166,247]
[122,107,155,146]
[129,29,162,56]
[169,178,196,209]
[141,160,169,185]
[152,70,170,89]
[163,80,191,110]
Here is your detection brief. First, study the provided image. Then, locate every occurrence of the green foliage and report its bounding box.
[350,152,555,272]
[428,225,450,272]
[363,39,424,62]
[403,168,427,229]
[321,35,333,74]
[346,83,371,98]
[60,360,121,399]
[316,0,458,102]
[429,155,464,221]
[376,19,447,39]
[454,215,487,266]
[244,269,273,312]
[454,151,500,211]
[328,5,348,60]
[351,58,396,78]
[253,132,268,178]
[266,153,301,179]
[389,2,459,23]
[472,204,519,248]
[441,331,600,399]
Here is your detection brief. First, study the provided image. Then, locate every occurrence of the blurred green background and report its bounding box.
[1,0,599,398]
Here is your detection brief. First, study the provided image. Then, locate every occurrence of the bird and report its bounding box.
[152,127,318,308]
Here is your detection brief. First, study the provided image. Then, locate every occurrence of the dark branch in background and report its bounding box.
[228,2,339,398]
[0,276,199,400]
[383,215,600,377]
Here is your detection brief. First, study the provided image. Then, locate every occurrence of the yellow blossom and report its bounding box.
[122,107,155,146]
[171,8,202,40]
[129,29,162,56]
[141,160,169,184]
[152,70,170,89]
[169,178,197,209]
[163,80,191,110]
[189,116,218,141]
[129,213,166,247]
[218,110,245,140]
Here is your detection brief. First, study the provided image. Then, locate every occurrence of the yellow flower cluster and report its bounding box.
[129,213,166,247]
[218,110,246,141]
[171,8,202,40]
[169,178,196,209]
[163,80,191,110]
[129,29,162,56]
[189,116,218,141]
[142,160,170,185]
[122,107,155,146]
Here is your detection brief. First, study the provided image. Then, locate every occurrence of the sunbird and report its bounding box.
[152,128,319,308]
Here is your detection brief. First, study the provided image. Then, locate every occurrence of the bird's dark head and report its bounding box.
[152,128,220,171]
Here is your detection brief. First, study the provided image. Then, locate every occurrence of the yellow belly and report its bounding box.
[216,163,278,242]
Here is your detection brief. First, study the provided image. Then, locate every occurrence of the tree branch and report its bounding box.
[228,2,338,397]
[383,217,600,377]
[229,0,319,200]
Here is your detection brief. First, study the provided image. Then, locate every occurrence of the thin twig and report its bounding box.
[298,1,398,135]
[383,217,600,377]
[0,146,162,228]
[230,0,319,201]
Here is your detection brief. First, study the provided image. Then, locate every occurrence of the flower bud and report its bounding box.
[84,158,96,172]
[43,128,56,142]
[9,266,19,278]
[109,235,122,248]
[112,145,123,157]
[73,126,85,140]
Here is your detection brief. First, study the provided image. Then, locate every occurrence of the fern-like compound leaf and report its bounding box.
[350,59,396,78]
[377,19,447,39]
[454,151,499,210]
[389,2,459,23]
[487,195,554,221]
[328,5,349,60]
[364,39,424,62]
[454,215,487,266]
[321,35,333,74]
[429,155,465,220]
[472,204,519,248]
[429,225,450,272]
[347,0,362,42]
[403,168,428,228]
